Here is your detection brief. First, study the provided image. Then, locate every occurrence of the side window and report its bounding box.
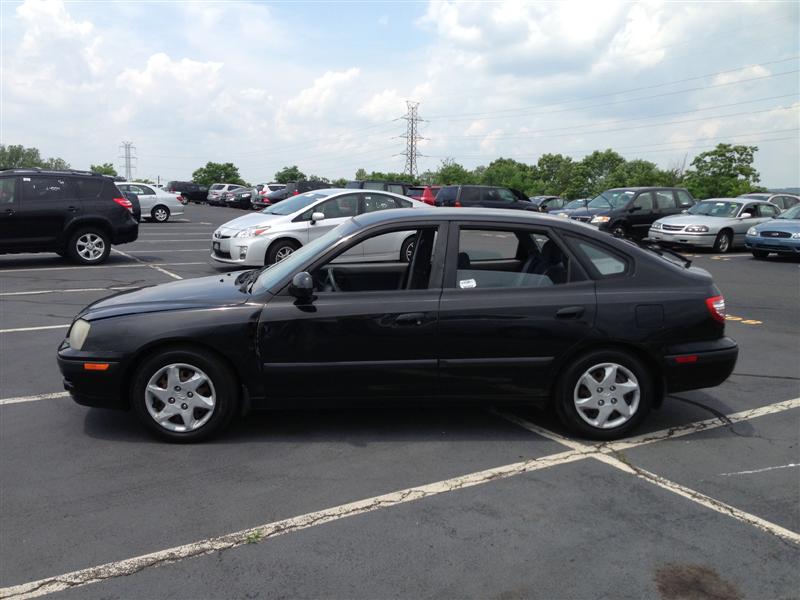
[74,179,103,198]
[387,184,404,195]
[480,188,515,204]
[655,191,676,210]
[676,190,694,208]
[138,186,156,195]
[741,204,758,218]
[783,196,799,208]
[436,186,458,205]
[759,204,779,218]
[633,192,654,211]
[21,177,71,202]
[362,193,399,213]
[452,228,576,289]
[571,238,628,277]
[304,195,358,220]
[0,178,16,204]
[460,187,480,204]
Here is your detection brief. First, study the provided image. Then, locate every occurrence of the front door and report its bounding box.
[627,191,656,238]
[438,223,596,400]
[0,177,21,248]
[257,224,445,402]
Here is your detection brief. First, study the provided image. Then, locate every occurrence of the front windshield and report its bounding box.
[261,192,328,215]
[588,190,634,209]
[253,220,359,293]
[687,201,741,218]
[777,205,800,219]
[565,199,586,209]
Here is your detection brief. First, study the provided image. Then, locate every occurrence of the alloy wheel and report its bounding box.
[76,233,106,262]
[404,241,415,262]
[275,246,294,261]
[573,362,640,429]
[144,363,216,432]
[154,208,169,222]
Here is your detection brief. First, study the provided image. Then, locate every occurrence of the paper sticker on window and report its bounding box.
[459,278,477,289]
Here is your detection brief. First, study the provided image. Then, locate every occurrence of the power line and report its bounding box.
[401,101,424,177]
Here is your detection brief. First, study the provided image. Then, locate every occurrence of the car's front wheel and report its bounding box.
[131,347,238,442]
[611,223,628,238]
[266,239,300,265]
[713,230,732,253]
[151,205,170,223]
[67,228,111,265]
[555,349,653,440]
[751,249,769,259]
[400,235,416,262]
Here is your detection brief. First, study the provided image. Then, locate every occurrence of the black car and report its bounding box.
[435,185,536,210]
[0,169,138,264]
[57,208,737,442]
[568,187,696,238]
[165,181,209,204]
[225,187,257,209]
[529,195,567,213]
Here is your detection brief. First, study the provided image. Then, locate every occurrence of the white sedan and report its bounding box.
[116,182,185,223]
[212,189,427,266]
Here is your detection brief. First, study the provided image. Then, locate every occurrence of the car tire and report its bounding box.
[713,230,732,253]
[400,235,416,263]
[266,239,300,265]
[751,249,769,259]
[131,346,238,443]
[554,349,653,440]
[151,205,170,223]
[67,228,111,265]
[611,223,628,238]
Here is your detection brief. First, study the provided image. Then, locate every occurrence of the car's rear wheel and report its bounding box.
[131,347,237,442]
[555,349,653,440]
[67,228,111,265]
[751,249,769,259]
[266,239,300,265]
[401,235,416,262]
[152,205,170,223]
[713,230,732,253]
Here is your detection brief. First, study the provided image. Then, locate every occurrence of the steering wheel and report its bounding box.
[325,268,341,292]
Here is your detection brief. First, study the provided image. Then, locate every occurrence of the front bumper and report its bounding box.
[647,229,716,248]
[745,235,800,254]
[57,342,129,409]
[210,234,267,266]
[662,337,738,394]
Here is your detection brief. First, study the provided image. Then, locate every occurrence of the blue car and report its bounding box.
[745,204,800,258]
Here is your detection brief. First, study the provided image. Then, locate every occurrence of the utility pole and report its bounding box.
[401,101,424,178]
[119,141,137,181]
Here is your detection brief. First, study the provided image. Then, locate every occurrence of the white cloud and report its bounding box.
[359,89,404,122]
[282,68,361,119]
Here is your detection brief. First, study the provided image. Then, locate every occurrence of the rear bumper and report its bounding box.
[57,343,128,409]
[112,222,139,245]
[662,337,738,393]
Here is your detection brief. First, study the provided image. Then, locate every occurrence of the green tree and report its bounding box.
[192,162,246,186]
[0,144,70,170]
[579,149,626,196]
[331,177,348,187]
[481,157,537,194]
[683,144,760,199]
[608,159,661,188]
[90,162,117,176]
[274,165,306,183]
[533,154,575,197]
[354,168,368,180]
[307,174,330,184]
[434,158,475,185]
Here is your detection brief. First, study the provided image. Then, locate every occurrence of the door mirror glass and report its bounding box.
[289,271,314,299]
[310,211,325,224]
[740,212,752,219]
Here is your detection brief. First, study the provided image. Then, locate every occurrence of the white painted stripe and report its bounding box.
[0,392,70,406]
[720,463,799,477]
[0,286,137,297]
[0,449,585,600]
[0,262,204,274]
[0,324,69,334]
[129,239,209,243]
[111,249,183,280]
[115,249,210,254]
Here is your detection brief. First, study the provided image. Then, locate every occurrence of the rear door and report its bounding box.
[627,191,656,237]
[19,175,79,246]
[0,176,22,248]
[479,187,521,210]
[654,189,680,219]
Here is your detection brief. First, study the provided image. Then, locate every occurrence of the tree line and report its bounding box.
[2,142,765,200]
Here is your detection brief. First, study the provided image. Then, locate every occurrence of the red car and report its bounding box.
[406,185,440,205]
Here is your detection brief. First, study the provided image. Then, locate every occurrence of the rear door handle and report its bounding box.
[394,312,425,326]
[556,306,585,319]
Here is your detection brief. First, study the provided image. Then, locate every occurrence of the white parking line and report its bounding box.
[720,463,799,477]
[112,248,184,280]
[0,449,585,600]
[117,249,210,254]
[0,392,69,406]
[0,324,69,334]
[0,262,205,274]
[0,286,137,297]
[129,239,210,243]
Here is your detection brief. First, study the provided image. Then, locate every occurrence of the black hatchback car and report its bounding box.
[0,169,138,264]
[568,187,696,239]
[435,185,535,210]
[58,209,737,442]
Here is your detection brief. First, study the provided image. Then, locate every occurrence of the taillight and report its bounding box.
[454,200,462,207]
[705,295,726,323]
[113,197,133,212]
[292,190,299,196]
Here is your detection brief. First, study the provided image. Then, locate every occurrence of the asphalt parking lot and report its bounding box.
[1,204,798,599]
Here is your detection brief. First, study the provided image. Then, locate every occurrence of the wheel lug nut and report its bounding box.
[168,398,175,403]
[174,386,181,391]
[598,399,605,406]
[181,403,188,410]
[187,392,193,398]
[597,387,603,392]
[610,386,616,391]
[611,398,617,404]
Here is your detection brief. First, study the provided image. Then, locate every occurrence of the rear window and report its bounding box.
[363,181,385,190]
[268,184,284,191]
[437,186,458,204]
[345,181,362,189]
[74,178,103,198]
[388,184,405,195]
[210,184,224,191]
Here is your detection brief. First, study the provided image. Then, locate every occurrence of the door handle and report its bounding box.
[394,312,425,326]
[67,206,79,212]
[556,306,585,319]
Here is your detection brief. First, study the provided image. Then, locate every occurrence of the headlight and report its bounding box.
[241,193,251,198]
[590,215,610,224]
[556,213,568,218]
[69,319,91,350]
[792,232,800,239]
[234,226,271,238]
[651,222,662,230]
[747,227,757,236]
[685,225,709,233]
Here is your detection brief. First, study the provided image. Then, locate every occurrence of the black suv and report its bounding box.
[0,169,138,264]
[434,185,535,210]
[165,181,208,204]
[345,180,411,196]
[568,187,696,239]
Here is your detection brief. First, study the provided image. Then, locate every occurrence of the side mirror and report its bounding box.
[310,211,325,224]
[289,271,314,299]
[740,212,752,219]
[681,209,688,214]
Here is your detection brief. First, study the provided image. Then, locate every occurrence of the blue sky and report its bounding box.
[1,1,798,187]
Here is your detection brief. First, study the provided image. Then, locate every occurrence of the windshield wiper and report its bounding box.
[236,269,263,293]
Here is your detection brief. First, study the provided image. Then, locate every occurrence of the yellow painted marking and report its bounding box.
[726,316,743,321]
[741,320,762,325]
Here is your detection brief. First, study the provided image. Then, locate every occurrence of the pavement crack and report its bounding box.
[668,395,747,437]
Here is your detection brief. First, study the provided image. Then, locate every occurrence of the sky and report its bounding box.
[1,0,798,187]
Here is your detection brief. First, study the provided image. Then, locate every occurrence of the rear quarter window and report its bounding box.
[74,178,103,198]
[568,237,629,277]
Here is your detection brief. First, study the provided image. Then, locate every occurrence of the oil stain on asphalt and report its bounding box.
[655,563,743,600]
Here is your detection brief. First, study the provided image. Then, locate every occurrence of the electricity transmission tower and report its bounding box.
[119,141,137,180]
[401,101,424,177]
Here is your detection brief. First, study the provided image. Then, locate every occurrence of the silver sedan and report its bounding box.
[648,198,780,252]
[211,189,427,266]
